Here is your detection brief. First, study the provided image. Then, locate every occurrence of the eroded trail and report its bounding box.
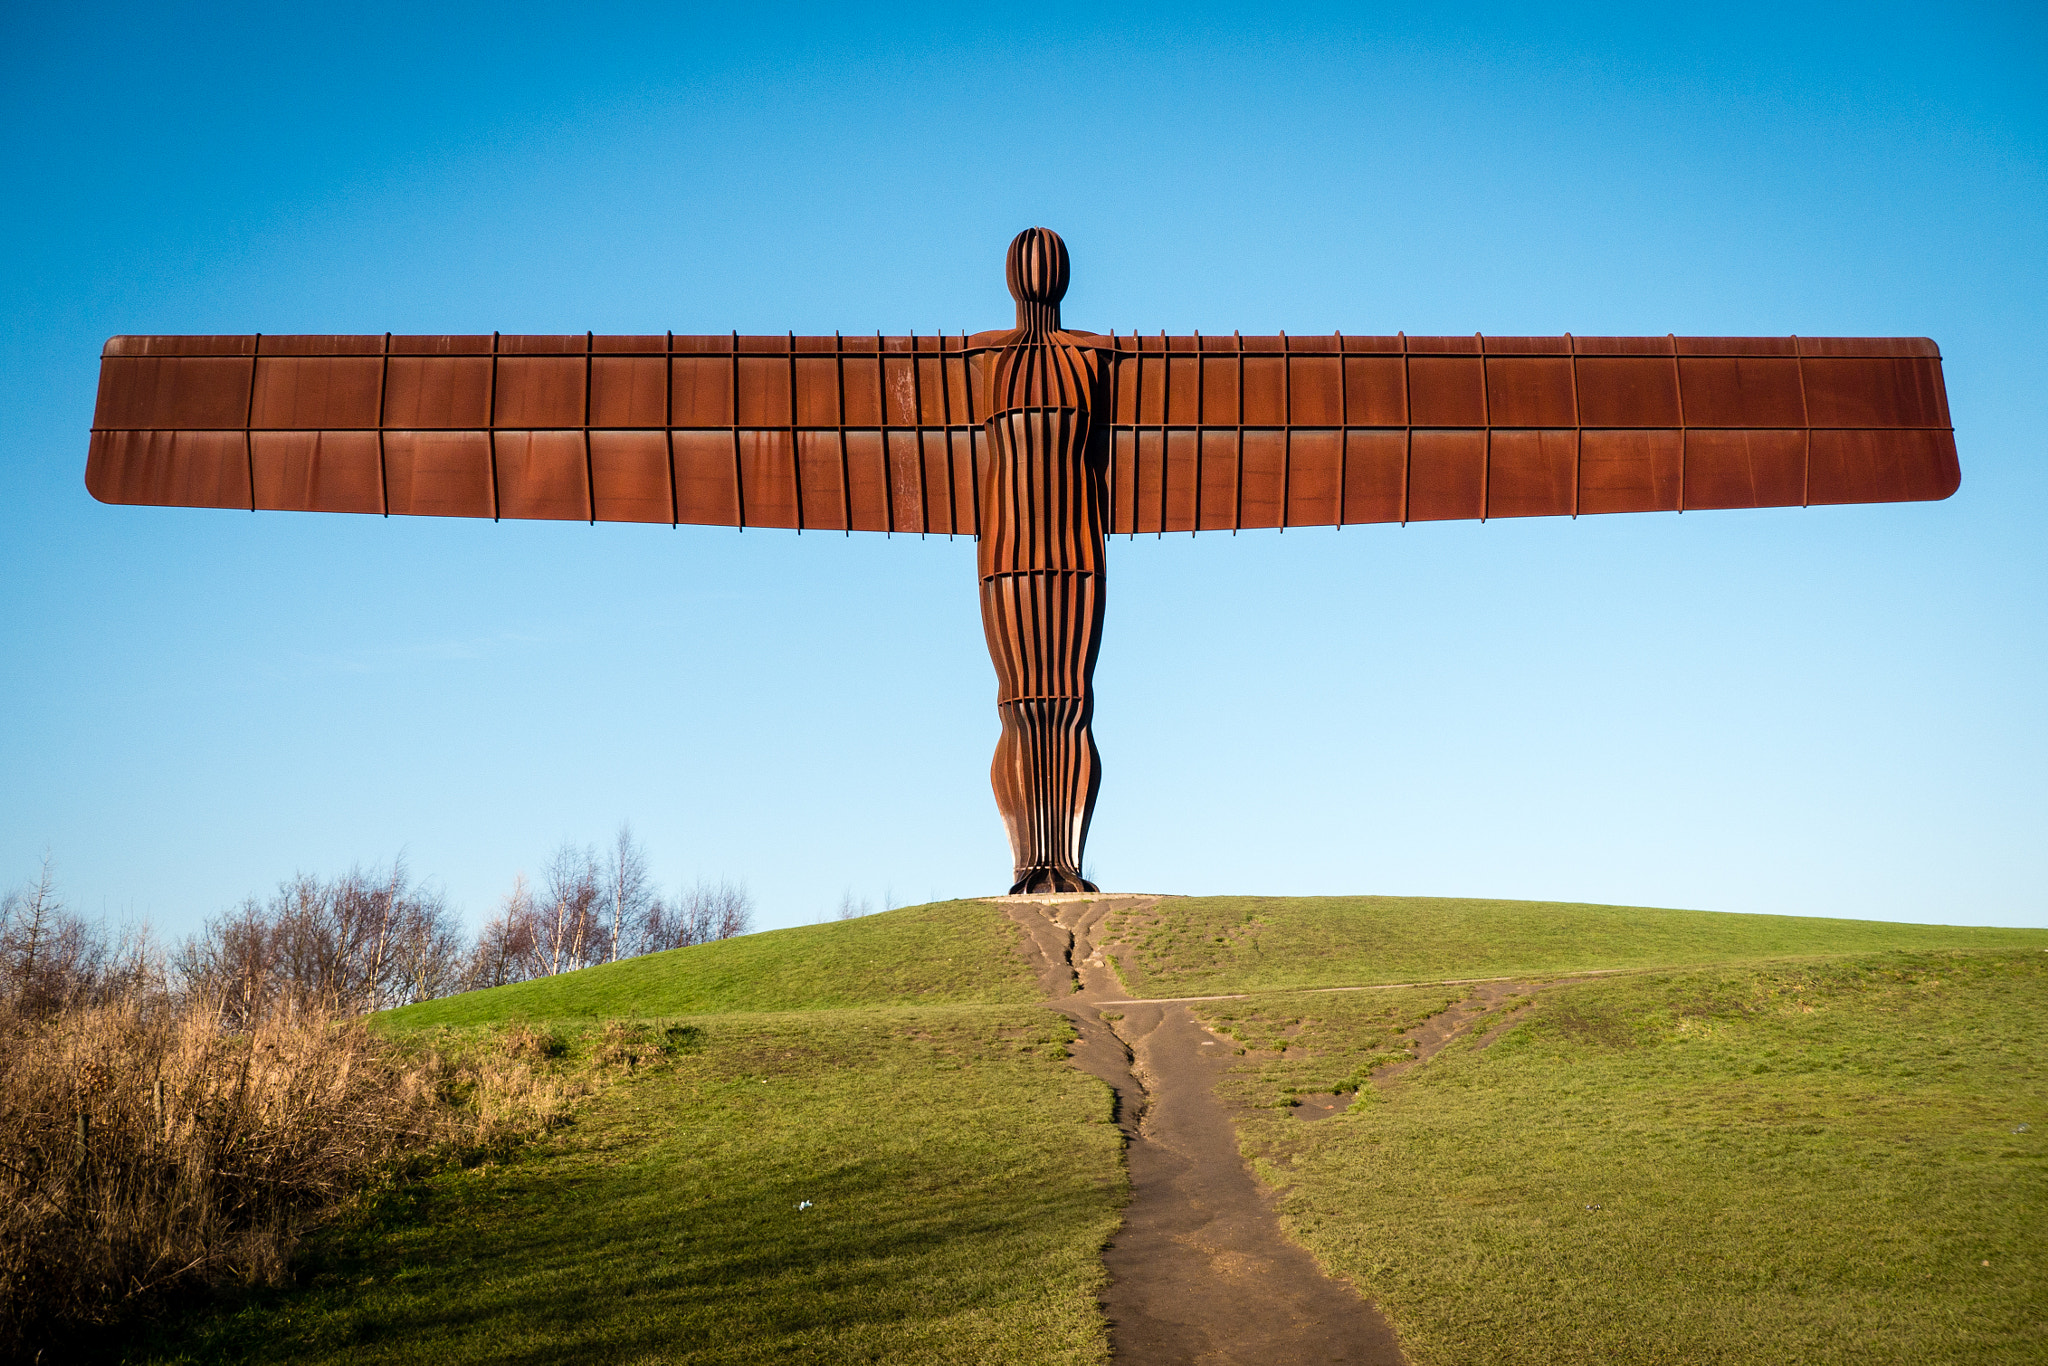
[998,895,1407,1365]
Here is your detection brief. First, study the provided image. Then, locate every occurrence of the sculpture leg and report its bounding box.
[981,568,1104,893]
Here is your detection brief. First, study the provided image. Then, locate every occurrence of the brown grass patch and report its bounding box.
[0,994,581,1355]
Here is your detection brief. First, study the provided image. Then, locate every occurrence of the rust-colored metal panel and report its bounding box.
[1808,429,1960,505]
[671,430,739,526]
[1344,356,1407,425]
[1681,429,1807,510]
[1197,431,1238,530]
[1342,430,1407,525]
[389,335,493,355]
[95,356,252,430]
[1579,430,1682,515]
[1676,356,1806,428]
[589,431,672,524]
[87,429,250,509]
[1406,431,1487,521]
[1407,357,1488,427]
[1486,357,1576,428]
[494,431,590,521]
[1802,356,1949,429]
[251,431,382,514]
[799,430,850,531]
[102,334,255,358]
[589,356,667,428]
[492,357,585,429]
[1284,430,1342,527]
[887,430,926,533]
[670,355,734,427]
[1239,431,1287,528]
[736,430,798,529]
[381,431,493,518]
[1575,356,1682,427]
[1487,430,1577,519]
[383,357,492,429]
[250,356,383,429]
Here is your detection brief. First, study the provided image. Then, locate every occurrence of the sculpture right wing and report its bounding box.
[1095,333,1958,533]
[87,333,991,535]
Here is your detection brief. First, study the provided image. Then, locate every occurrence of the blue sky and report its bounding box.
[3,3,2042,938]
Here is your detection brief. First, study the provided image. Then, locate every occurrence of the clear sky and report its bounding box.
[3,3,2043,939]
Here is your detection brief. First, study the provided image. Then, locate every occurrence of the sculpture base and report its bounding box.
[1009,868,1099,896]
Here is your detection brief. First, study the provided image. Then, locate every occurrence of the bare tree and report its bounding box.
[175,897,275,1028]
[0,858,114,1015]
[712,883,752,940]
[468,874,538,989]
[534,842,602,976]
[641,879,753,951]
[836,889,871,921]
[606,824,654,963]
[177,859,464,1023]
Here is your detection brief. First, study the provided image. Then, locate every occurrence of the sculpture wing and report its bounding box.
[87,333,988,535]
[1095,334,1958,532]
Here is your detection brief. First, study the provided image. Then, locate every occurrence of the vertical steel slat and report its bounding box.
[908,329,927,537]
[243,334,260,511]
[834,332,851,535]
[1567,332,1581,520]
[966,332,982,540]
[1670,334,1685,514]
[1104,330,1118,537]
[937,333,956,538]
[1126,333,1143,538]
[728,331,744,530]
[1794,335,1811,508]
[1478,332,1490,523]
[487,332,501,522]
[1400,332,1412,527]
[876,332,892,536]
[1232,330,1244,534]
[1191,330,1203,535]
[664,330,677,527]
[1157,331,1169,536]
[1278,330,1290,532]
[1336,331,1347,527]
[583,331,596,524]
[376,332,391,518]
[785,332,806,533]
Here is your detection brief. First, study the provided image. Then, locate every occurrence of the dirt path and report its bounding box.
[997,895,1408,1365]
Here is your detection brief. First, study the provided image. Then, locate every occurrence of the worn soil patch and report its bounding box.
[996,895,1407,1365]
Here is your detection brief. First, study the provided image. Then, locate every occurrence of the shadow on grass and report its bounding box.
[109,1114,1108,1365]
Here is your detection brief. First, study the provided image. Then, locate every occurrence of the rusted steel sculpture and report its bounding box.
[85,228,1960,894]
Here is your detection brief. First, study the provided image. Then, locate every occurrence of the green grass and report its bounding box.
[382,900,1037,1029]
[120,1004,1124,1365]
[1105,895,2048,996]
[110,895,2048,1363]
[1193,949,2048,1365]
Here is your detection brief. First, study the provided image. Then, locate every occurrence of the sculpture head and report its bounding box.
[1006,227,1068,332]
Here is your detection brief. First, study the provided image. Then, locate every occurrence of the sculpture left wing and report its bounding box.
[87,333,990,535]
[1094,333,1958,532]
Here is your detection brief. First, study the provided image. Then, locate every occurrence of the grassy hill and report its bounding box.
[122,895,2048,1365]
[380,898,1038,1027]
[1100,894,2047,996]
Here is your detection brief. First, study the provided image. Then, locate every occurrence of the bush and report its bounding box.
[0,991,583,1356]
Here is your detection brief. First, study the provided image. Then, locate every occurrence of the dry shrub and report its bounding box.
[0,994,579,1354]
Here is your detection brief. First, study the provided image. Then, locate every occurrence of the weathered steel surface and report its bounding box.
[84,231,1961,892]
[979,229,1104,892]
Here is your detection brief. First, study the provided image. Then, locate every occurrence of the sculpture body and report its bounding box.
[979,229,1104,892]
[81,229,1962,893]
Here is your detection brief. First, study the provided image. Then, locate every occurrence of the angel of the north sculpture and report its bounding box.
[86,228,1959,895]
